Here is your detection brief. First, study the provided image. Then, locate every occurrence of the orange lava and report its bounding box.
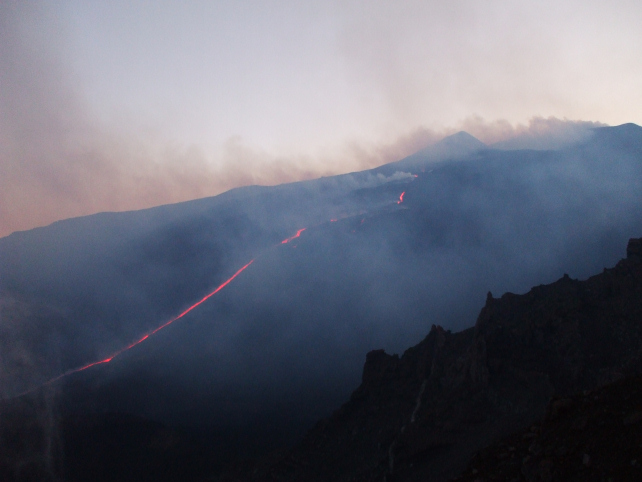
[37,260,255,387]
[281,228,306,244]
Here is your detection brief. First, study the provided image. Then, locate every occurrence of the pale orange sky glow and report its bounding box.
[1,0,640,237]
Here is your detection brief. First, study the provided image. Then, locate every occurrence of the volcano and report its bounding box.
[1,124,642,480]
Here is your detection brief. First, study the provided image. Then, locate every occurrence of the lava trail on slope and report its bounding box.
[18,188,408,395]
[26,260,256,391]
[281,228,306,244]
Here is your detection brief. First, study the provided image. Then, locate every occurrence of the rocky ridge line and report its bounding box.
[223,237,642,481]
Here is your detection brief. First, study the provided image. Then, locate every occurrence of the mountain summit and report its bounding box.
[434,130,486,152]
[1,123,641,481]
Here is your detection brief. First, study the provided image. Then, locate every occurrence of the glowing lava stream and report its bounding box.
[27,190,406,393]
[37,259,255,388]
[281,228,306,244]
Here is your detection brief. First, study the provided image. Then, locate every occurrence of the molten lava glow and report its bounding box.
[17,188,417,399]
[27,221,383,393]
[23,199,420,397]
[281,228,306,244]
[36,226,312,390]
[17,224,371,396]
[38,260,255,387]
[149,260,254,335]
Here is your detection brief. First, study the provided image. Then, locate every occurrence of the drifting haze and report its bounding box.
[1,0,639,237]
[3,123,641,419]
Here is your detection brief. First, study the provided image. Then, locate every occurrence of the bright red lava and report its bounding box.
[281,228,306,244]
[39,225,311,389]
[39,259,255,387]
[36,225,310,390]
[26,221,374,394]
[26,202,422,397]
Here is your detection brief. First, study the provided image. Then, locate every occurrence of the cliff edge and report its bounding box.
[227,238,642,481]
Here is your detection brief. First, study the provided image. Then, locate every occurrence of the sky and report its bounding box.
[1,0,641,237]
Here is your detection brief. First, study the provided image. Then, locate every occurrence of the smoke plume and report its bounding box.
[0,2,606,238]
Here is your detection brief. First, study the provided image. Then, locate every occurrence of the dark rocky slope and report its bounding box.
[2,238,641,482]
[455,374,642,481]
[224,237,642,481]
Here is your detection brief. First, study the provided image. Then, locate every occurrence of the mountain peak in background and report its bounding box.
[1,122,642,481]
[435,130,487,152]
[377,130,486,175]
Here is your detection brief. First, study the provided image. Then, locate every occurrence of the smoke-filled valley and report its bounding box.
[1,123,642,479]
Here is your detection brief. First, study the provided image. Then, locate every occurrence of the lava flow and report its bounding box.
[23,205,409,395]
[281,228,306,244]
[25,224,311,393]
[398,191,405,204]
[34,259,255,389]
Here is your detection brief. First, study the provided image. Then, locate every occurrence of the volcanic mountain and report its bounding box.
[3,237,642,481]
[1,124,642,480]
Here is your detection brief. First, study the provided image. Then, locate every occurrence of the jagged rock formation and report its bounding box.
[3,238,641,482]
[225,238,642,481]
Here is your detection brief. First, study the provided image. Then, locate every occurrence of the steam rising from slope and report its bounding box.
[0,2,605,238]
[1,122,641,453]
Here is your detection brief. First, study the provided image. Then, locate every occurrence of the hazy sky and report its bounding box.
[1,0,641,237]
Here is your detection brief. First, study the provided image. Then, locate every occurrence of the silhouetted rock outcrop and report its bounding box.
[225,237,642,481]
[628,237,642,260]
[3,238,641,481]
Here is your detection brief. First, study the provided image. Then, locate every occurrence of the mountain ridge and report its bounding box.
[222,236,642,481]
[3,238,641,481]
[1,123,642,481]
